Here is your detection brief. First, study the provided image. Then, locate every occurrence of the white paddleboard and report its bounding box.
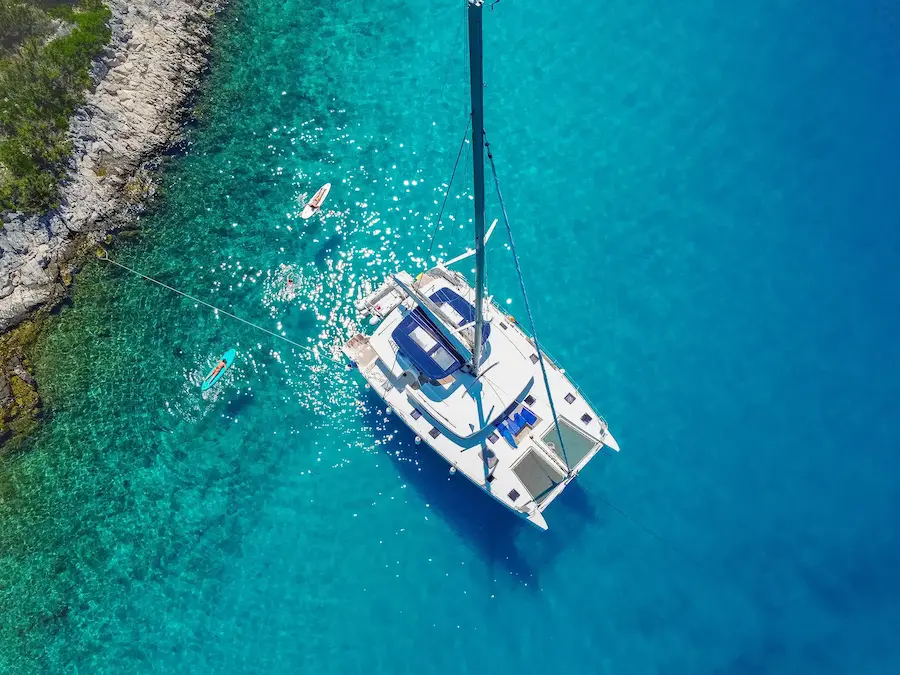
[301,183,331,219]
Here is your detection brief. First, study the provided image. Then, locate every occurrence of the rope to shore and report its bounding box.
[96,247,324,360]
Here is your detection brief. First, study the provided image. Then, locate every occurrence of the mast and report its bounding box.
[467,0,487,375]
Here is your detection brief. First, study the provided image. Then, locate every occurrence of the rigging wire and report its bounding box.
[424,117,471,266]
[422,3,469,168]
[421,0,475,272]
[437,3,467,103]
[482,132,572,470]
[479,135,730,586]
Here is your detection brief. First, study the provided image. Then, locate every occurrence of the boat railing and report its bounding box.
[516,330,609,429]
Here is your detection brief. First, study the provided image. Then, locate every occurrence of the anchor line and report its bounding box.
[97,249,329,363]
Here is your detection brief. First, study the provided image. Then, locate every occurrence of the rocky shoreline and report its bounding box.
[0,0,226,445]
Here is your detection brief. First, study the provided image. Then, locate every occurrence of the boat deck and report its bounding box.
[344,268,618,529]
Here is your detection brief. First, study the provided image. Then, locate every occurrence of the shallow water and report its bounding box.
[2,0,899,672]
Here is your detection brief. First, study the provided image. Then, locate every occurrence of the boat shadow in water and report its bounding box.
[363,395,593,590]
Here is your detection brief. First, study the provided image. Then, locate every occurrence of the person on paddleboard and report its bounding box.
[208,359,227,379]
[301,183,330,219]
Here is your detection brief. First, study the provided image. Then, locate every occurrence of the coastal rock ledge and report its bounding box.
[0,0,225,331]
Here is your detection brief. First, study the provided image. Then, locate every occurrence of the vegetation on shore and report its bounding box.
[0,0,111,214]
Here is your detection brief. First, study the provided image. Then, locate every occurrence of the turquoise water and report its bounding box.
[2,0,900,672]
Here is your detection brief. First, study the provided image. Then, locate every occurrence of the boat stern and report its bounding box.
[525,507,549,531]
[603,429,620,453]
[342,333,378,371]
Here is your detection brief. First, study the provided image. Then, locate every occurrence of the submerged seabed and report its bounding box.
[2,0,899,673]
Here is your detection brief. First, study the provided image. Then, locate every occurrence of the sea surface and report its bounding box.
[2,0,899,672]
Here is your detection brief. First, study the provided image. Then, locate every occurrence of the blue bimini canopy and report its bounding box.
[429,287,491,343]
[391,287,491,381]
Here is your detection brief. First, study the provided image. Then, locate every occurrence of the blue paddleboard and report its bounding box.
[201,348,236,391]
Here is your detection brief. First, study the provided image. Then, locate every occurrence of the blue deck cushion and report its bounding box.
[508,413,527,436]
[497,421,518,448]
[391,287,490,381]
[520,406,537,426]
[392,309,464,381]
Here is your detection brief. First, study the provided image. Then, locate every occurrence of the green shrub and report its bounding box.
[0,1,53,56]
[0,0,111,213]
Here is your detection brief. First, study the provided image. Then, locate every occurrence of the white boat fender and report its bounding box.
[449,466,457,475]
[369,316,379,326]
[386,407,393,415]
[414,436,422,445]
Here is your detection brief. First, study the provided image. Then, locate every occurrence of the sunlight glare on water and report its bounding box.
[1,0,899,673]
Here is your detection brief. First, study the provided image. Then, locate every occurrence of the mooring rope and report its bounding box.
[482,132,572,470]
[96,248,323,359]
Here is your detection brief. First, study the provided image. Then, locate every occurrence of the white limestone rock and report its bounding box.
[0,0,225,331]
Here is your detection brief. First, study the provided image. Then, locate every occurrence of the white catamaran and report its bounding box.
[342,0,619,530]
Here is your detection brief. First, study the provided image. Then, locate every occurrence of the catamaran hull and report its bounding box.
[351,366,551,531]
[343,266,619,532]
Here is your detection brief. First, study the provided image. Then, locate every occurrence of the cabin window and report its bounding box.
[565,393,576,404]
[431,345,458,370]
[411,409,422,420]
[581,414,592,424]
[524,394,536,406]
[410,326,437,352]
[529,354,539,364]
[429,427,441,439]
[508,489,520,501]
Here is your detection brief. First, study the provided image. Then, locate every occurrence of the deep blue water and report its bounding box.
[1,0,899,672]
